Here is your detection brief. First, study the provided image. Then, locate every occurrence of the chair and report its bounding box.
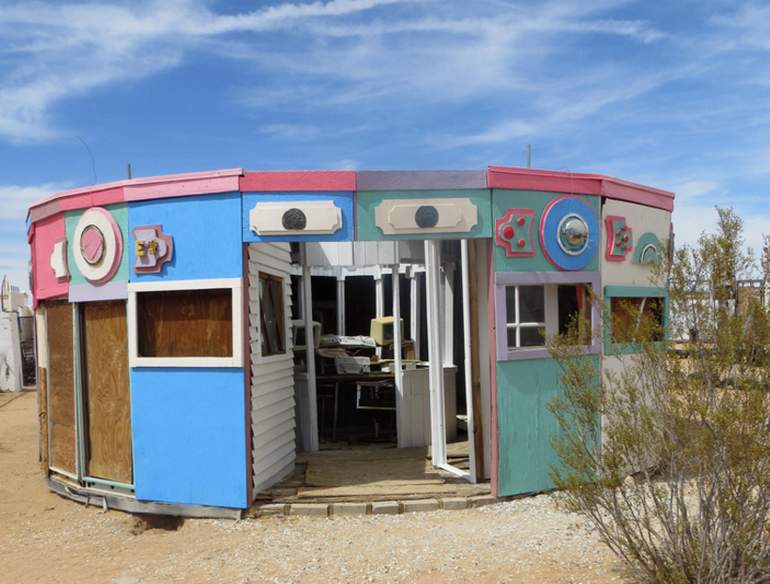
[355,380,396,440]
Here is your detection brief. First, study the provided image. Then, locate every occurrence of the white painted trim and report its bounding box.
[409,270,421,361]
[425,240,447,467]
[301,244,319,452]
[392,260,406,448]
[336,276,345,335]
[460,239,478,483]
[127,278,243,368]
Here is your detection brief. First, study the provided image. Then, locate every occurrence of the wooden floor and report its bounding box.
[257,440,490,504]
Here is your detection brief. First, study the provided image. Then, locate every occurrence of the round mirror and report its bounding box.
[558,214,589,255]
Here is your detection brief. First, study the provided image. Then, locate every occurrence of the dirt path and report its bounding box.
[0,392,627,583]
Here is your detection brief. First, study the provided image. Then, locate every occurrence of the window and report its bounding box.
[558,284,592,343]
[495,273,600,361]
[259,273,286,356]
[505,285,546,349]
[610,296,664,343]
[128,278,243,367]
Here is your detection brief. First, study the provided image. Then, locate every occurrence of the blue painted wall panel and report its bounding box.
[128,192,243,281]
[131,367,248,508]
[242,191,354,242]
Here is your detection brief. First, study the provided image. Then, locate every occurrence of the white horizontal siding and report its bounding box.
[248,242,296,499]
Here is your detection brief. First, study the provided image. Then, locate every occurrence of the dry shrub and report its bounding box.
[549,208,770,584]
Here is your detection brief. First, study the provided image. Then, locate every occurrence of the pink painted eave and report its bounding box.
[27,168,245,222]
[486,166,675,212]
[240,170,356,192]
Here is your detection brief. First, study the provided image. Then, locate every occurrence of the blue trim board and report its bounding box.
[128,192,243,281]
[604,285,669,355]
[130,367,248,508]
[242,191,355,242]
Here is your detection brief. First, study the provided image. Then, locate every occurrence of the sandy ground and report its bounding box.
[0,391,628,584]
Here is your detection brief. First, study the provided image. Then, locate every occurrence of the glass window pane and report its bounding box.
[505,286,517,323]
[507,327,517,349]
[518,286,545,323]
[519,326,545,347]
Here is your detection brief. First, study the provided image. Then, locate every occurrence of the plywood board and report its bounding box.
[37,366,48,472]
[82,300,132,484]
[137,289,232,357]
[46,301,76,474]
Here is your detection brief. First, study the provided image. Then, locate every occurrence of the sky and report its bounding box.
[1,0,769,290]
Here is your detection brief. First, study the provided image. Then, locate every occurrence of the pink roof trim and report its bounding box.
[28,168,244,221]
[486,166,675,212]
[239,170,356,192]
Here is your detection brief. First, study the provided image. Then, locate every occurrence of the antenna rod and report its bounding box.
[127,163,132,179]
[527,144,532,169]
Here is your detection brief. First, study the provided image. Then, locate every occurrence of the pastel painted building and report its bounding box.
[27,167,673,516]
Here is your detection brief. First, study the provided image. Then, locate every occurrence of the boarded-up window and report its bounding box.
[610,296,664,343]
[137,289,233,357]
[260,273,286,356]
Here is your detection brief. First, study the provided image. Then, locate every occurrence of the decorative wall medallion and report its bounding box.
[72,207,123,284]
[539,195,598,271]
[49,239,70,281]
[374,198,478,235]
[133,225,174,273]
[281,208,307,230]
[250,201,342,236]
[495,208,535,257]
[604,215,633,262]
[633,232,663,266]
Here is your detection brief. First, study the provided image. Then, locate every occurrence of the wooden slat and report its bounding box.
[82,301,132,484]
[46,301,76,474]
[469,240,485,479]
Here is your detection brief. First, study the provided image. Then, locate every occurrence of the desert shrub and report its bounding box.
[549,208,770,584]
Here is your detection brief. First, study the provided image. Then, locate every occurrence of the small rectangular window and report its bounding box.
[137,289,233,357]
[505,285,546,349]
[259,273,286,357]
[610,296,664,343]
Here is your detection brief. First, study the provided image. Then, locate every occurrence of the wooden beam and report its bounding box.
[301,244,319,452]
[467,240,485,481]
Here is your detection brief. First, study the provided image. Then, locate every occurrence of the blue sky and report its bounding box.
[1,0,769,290]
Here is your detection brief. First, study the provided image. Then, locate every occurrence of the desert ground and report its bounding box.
[0,391,627,583]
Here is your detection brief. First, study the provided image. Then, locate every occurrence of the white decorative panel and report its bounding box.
[249,201,342,236]
[49,240,69,281]
[374,197,478,235]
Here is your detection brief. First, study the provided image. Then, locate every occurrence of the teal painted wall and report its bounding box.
[492,190,600,272]
[356,189,492,240]
[495,354,601,496]
[65,203,130,285]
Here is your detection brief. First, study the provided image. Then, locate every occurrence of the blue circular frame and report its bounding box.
[540,197,598,271]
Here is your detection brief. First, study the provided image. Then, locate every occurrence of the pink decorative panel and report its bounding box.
[495,208,536,257]
[604,215,633,262]
[30,213,68,304]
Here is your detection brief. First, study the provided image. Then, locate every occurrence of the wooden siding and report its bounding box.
[248,243,296,496]
[82,301,133,484]
[46,301,76,474]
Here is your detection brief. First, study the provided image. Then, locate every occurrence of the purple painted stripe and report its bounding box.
[357,170,487,191]
[494,271,601,361]
[69,281,128,303]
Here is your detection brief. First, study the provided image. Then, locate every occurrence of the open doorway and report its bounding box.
[247,239,488,501]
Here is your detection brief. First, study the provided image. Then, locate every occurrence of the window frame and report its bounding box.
[252,266,291,365]
[495,271,601,361]
[604,285,669,355]
[257,271,288,359]
[127,278,243,368]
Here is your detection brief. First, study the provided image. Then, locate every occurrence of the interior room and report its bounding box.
[249,239,490,503]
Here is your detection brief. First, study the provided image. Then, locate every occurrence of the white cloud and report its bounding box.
[673,180,718,200]
[0,183,64,220]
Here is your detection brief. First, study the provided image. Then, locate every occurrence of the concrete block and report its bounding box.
[468,494,498,508]
[371,501,400,515]
[402,498,439,513]
[254,503,287,517]
[330,502,368,517]
[439,497,468,510]
[289,503,329,517]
